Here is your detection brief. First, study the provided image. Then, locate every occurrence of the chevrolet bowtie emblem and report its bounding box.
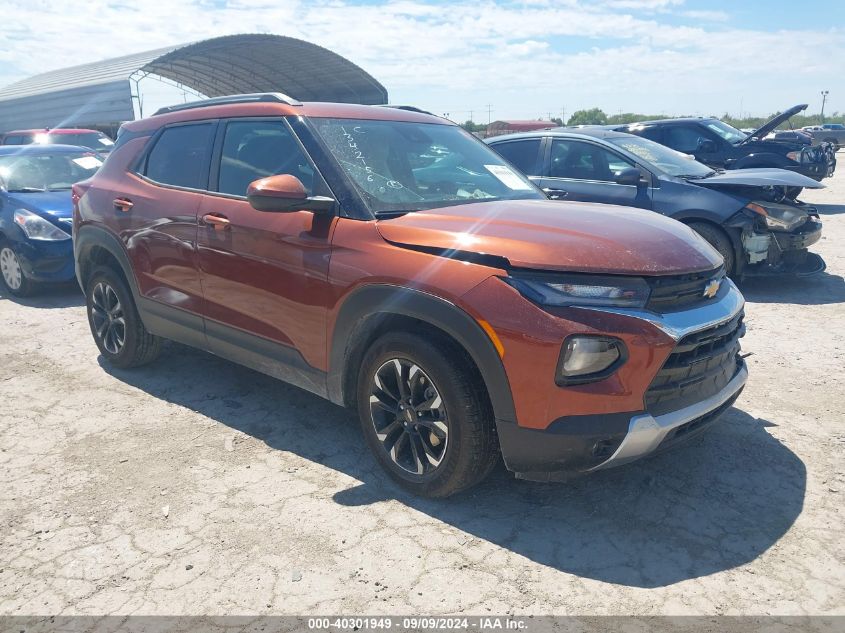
[703,279,721,299]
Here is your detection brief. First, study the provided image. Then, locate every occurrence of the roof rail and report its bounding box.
[379,105,437,117]
[153,92,302,116]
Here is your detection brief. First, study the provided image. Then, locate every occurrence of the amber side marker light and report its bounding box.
[476,319,505,358]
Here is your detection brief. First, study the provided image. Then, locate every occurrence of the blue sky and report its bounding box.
[0,0,842,122]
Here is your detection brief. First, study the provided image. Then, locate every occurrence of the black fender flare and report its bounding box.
[74,224,139,297]
[327,284,517,424]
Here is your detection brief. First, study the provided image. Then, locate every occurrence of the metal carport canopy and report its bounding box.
[0,34,388,132]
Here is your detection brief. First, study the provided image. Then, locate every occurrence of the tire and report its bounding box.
[0,243,36,297]
[687,222,736,277]
[85,266,161,368]
[357,331,498,498]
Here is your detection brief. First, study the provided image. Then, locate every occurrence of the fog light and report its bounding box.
[557,336,626,385]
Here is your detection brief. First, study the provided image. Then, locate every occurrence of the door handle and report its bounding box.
[113,197,134,212]
[202,213,231,231]
[543,188,568,199]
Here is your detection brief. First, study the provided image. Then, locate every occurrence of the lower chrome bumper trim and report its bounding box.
[589,360,748,471]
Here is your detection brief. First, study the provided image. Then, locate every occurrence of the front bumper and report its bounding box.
[493,281,747,480]
[741,217,825,277]
[15,237,75,283]
[589,359,746,471]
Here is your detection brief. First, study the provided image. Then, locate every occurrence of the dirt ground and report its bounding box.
[1,167,843,618]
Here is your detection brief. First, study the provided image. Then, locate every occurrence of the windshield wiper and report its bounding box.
[680,171,716,180]
[7,187,46,192]
[374,209,418,218]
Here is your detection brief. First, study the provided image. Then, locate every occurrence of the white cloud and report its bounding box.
[0,0,841,120]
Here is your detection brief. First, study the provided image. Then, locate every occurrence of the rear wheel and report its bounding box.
[687,222,736,277]
[357,331,498,497]
[0,244,36,297]
[85,266,161,368]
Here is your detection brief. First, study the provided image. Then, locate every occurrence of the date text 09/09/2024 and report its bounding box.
[307,617,528,630]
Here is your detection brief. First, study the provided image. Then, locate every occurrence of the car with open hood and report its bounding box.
[73,93,747,497]
[487,128,826,278]
[612,105,836,184]
[0,144,103,295]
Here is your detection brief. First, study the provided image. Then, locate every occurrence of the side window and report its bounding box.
[216,120,314,197]
[549,140,633,181]
[638,126,663,143]
[664,126,707,153]
[144,123,214,189]
[4,136,23,145]
[492,139,541,176]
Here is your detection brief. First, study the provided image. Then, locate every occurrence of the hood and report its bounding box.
[376,200,722,275]
[744,104,808,143]
[4,190,74,218]
[693,168,824,190]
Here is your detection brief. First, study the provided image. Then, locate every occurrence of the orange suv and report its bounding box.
[73,94,747,497]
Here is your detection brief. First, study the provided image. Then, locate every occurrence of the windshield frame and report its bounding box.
[605,134,715,179]
[304,116,546,219]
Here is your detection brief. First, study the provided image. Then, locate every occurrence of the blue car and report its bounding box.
[487,129,826,278]
[0,145,103,296]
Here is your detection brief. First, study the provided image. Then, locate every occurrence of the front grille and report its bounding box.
[646,266,726,312]
[645,311,745,416]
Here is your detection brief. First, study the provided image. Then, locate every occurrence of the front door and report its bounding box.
[537,138,652,209]
[196,118,336,378]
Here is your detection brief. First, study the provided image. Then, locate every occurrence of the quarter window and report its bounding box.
[144,123,214,189]
[549,140,634,181]
[216,120,314,197]
[492,139,541,175]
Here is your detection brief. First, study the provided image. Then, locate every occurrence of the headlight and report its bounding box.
[744,202,808,232]
[786,151,803,162]
[502,272,650,308]
[557,335,627,385]
[13,209,71,241]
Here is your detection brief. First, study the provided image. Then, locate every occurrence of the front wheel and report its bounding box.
[357,331,498,497]
[687,222,736,277]
[85,266,161,368]
[0,244,36,297]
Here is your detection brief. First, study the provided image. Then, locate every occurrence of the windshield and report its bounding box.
[309,118,544,215]
[39,132,114,152]
[704,120,747,144]
[0,152,103,191]
[606,135,714,178]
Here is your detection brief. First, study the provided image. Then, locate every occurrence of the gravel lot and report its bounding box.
[1,168,843,617]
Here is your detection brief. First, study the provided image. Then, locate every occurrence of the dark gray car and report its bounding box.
[486,128,825,278]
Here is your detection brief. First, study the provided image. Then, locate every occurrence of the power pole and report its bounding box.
[821,90,829,123]
[486,104,492,125]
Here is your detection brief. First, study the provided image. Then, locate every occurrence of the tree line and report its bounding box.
[459,107,844,132]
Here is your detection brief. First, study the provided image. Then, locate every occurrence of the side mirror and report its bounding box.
[614,167,642,186]
[247,174,335,213]
[698,139,717,153]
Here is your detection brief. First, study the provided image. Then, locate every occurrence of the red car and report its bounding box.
[1,128,114,153]
[72,94,747,497]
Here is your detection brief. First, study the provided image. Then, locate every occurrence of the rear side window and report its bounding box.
[3,135,26,145]
[144,123,214,189]
[549,139,634,181]
[492,139,541,175]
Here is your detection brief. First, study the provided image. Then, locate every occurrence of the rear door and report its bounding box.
[537,138,652,209]
[196,117,336,375]
[114,121,214,337]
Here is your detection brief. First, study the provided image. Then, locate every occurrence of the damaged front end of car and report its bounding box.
[725,196,825,277]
